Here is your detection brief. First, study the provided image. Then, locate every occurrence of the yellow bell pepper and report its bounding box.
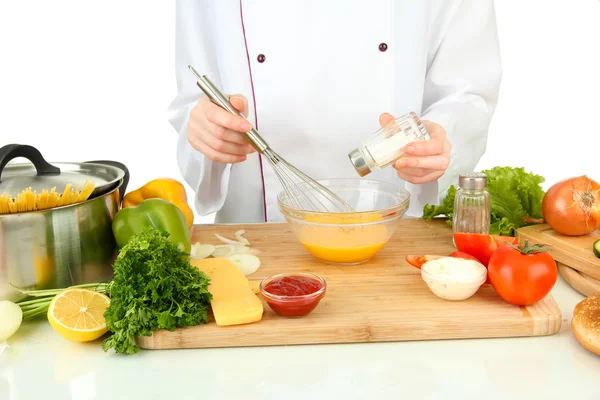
[122,178,194,228]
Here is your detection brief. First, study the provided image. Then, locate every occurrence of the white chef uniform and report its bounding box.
[168,0,502,223]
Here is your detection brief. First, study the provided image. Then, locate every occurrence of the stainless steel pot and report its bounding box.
[0,144,129,302]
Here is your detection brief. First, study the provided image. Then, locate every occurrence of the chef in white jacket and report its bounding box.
[168,0,502,224]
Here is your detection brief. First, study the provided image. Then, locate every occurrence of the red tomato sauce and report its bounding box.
[262,274,326,317]
[263,275,323,296]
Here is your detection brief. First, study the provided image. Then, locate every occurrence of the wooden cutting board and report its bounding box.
[518,224,600,281]
[557,264,600,297]
[136,219,562,350]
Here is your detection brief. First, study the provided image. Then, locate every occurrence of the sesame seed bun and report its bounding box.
[571,294,600,357]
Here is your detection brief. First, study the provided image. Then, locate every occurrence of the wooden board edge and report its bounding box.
[134,331,561,351]
[523,294,562,336]
[133,296,563,351]
[518,230,600,280]
[558,263,600,297]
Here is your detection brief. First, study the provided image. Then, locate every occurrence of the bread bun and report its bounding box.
[572,294,600,356]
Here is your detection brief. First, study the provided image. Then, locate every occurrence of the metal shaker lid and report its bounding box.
[348,148,371,177]
[0,144,126,198]
[458,172,487,190]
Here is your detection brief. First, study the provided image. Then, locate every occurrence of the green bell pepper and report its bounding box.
[112,198,191,254]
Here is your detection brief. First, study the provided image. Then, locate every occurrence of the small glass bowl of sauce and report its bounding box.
[421,257,487,301]
[259,272,326,317]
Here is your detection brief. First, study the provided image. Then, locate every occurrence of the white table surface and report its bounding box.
[2,275,599,400]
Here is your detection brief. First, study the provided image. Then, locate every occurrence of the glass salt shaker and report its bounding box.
[348,112,430,177]
[452,172,491,235]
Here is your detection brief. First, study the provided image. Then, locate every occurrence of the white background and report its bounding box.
[0,1,598,224]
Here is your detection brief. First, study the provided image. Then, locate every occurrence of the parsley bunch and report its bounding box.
[101,228,212,354]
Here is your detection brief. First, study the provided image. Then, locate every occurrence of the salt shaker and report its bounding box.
[452,172,491,235]
[348,112,430,177]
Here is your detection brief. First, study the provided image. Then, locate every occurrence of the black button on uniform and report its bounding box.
[257,54,266,63]
[379,43,388,52]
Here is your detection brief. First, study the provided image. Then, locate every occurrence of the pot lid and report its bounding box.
[0,144,126,198]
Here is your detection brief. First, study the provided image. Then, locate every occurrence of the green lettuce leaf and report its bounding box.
[422,166,546,237]
[483,166,545,221]
[489,216,516,237]
[423,185,457,223]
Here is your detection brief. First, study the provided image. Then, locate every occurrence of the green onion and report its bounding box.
[10,282,111,321]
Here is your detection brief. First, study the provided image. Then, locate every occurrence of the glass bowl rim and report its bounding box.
[276,177,411,218]
[259,272,327,302]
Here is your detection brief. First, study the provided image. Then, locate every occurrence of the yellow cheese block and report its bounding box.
[191,257,263,326]
[249,280,260,295]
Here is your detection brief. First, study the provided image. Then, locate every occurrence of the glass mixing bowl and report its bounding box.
[277,178,410,266]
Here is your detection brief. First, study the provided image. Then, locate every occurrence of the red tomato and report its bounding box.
[405,255,443,269]
[487,244,557,306]
[453,233,519,267]
[405,252,482,270]
[448,251,481,262]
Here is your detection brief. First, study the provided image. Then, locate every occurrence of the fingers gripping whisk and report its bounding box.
[189,67,354,214]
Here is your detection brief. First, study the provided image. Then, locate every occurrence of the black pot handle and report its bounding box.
[0,144,61,183]
[85,160,130,203]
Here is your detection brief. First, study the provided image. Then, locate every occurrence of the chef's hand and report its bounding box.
[379,113,452,184]
[188,94,256,163]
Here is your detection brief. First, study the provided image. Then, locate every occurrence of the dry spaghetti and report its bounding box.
[0,180,95,214]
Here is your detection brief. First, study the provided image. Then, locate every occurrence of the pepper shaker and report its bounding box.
[348,112,430,177]
[452,172,491,235]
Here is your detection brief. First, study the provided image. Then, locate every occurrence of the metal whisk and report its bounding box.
[188,66,354,213]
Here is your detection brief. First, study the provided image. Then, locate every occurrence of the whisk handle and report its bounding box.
[189,67,269,153]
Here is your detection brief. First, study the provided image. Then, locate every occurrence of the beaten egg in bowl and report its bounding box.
[277,179,410,265]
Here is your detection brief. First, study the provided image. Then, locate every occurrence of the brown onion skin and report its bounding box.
[542,175,600,236]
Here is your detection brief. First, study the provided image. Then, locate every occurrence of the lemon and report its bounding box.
[47,288,110,342]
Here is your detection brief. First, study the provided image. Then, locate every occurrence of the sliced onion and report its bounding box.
[190,243,215,259]
[213,244,249,257]
[215,233,244,246]
[215,230,251,246]
[230,245,251,254]
[226,254,261,275]
[194,230,258,260]
[211,245,235,257]
[234,230,250,246]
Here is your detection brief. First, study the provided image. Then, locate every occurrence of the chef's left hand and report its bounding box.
[379,113,452,184]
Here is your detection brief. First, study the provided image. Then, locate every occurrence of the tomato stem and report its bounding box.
[505,240,552,255]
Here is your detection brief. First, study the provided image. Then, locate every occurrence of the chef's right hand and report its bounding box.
[188,94,256,163]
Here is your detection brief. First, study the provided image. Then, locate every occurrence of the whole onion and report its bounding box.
[542,175,600,236]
